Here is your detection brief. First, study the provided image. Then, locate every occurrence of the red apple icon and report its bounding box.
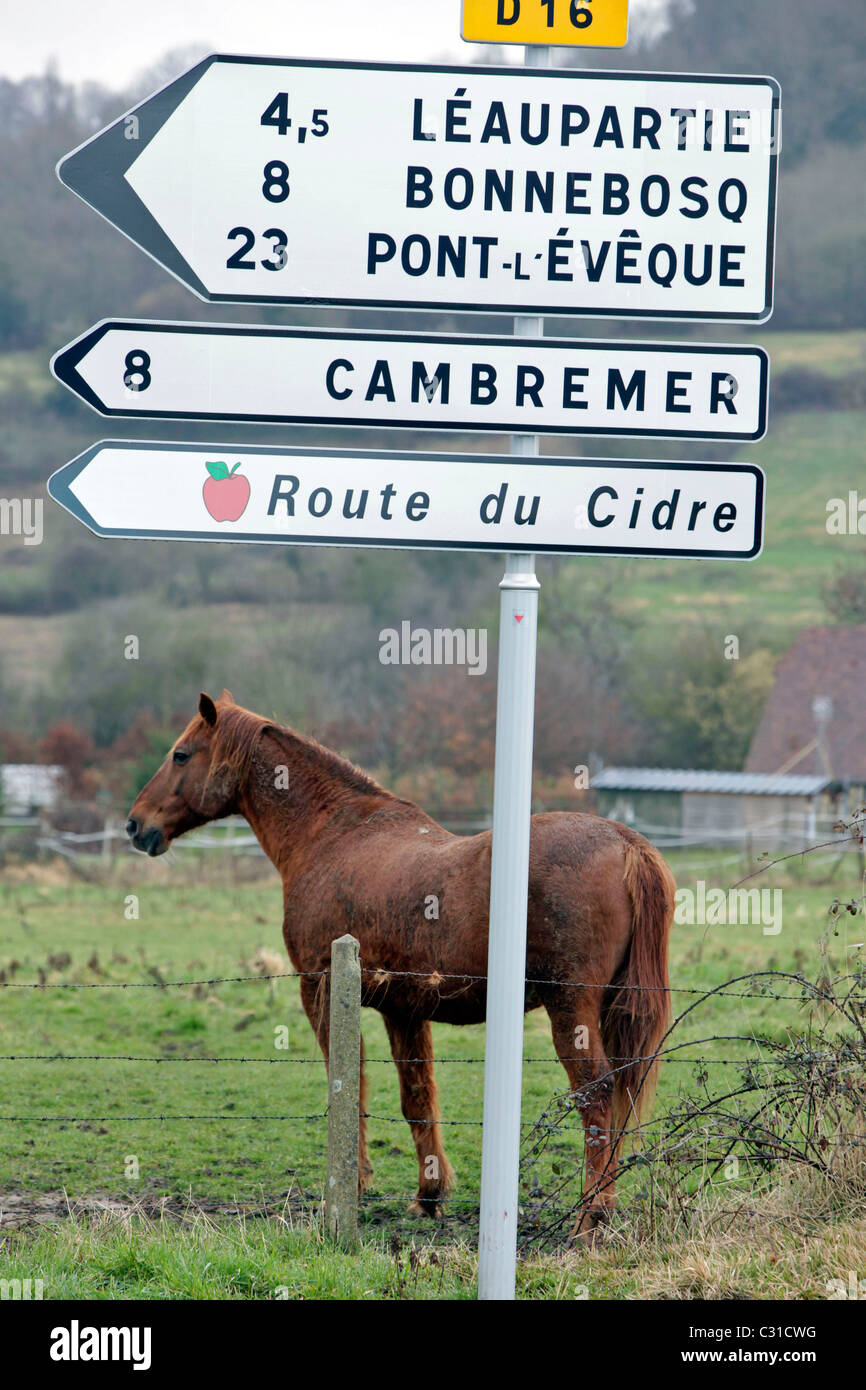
[202,461,250,522]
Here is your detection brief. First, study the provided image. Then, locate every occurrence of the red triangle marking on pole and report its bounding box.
[514,614,524,623]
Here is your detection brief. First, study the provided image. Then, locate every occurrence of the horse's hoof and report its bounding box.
[571,1224,602,1250]
[571,1209,611,1249]
[407,1196,443,1219]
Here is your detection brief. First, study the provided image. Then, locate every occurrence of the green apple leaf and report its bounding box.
[205,461,230,480]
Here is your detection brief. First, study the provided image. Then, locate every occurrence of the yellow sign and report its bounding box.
[462,0,628,47]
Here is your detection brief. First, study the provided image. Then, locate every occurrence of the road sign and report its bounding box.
[57,56,780,322]
[47,441,764,560]
[52,320,770,442]
[463,0,628,48]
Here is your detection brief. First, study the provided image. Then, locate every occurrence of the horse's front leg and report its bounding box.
[298,976,373,1196]
[382,1015,454,1217]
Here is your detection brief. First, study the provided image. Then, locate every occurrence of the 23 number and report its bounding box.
[226,227,288,272]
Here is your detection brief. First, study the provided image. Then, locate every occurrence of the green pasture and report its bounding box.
[0,842,863,1298]
[589,406,866,637]
[0,848,860,1214]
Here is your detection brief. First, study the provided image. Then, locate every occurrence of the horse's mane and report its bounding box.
[211,703,391,801]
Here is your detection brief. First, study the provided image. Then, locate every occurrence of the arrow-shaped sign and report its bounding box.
[48,440,764,559]
[51,320,770,441]
[58,55,780,321]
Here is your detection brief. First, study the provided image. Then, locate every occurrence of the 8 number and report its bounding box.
[262,161,290,202]
[123,349,151,392]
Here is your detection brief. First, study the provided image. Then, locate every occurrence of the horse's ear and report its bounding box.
[219,688,235,704]
[199,693,218,727]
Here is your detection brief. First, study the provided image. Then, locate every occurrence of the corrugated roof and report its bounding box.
[591,767,830,796]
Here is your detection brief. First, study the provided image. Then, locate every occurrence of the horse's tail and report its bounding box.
[601,836,675,1142]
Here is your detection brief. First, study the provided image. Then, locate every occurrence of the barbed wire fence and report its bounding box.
[0,812,864,1245]
[2,965,864,1230]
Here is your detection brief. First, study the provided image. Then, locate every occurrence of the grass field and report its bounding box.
[0,843,863,1299]
[557,406,866,637]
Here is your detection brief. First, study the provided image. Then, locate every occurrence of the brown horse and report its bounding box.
[127,690,674,1238]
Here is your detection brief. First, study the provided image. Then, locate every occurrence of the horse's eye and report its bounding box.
[173,749,190,765]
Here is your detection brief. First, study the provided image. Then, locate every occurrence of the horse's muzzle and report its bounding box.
[126,818,167,856]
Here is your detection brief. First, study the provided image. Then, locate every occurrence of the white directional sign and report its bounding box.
[58,56,780,322]
[48,441,764,560]
[51,321,770,442]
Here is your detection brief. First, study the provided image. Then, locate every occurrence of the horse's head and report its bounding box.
[126,690,239,856]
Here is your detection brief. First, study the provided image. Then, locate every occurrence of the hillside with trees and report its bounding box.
[0,0,864,814]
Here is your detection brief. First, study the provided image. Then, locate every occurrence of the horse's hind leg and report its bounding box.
[354,1035,374,1193]
[545,997,617,1245]
[382,1015,454,1217]
[298,976,373,1195]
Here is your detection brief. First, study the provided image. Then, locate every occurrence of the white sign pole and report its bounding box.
[478,43,548,1304]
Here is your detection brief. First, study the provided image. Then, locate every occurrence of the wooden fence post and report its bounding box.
[326,933,361,1249]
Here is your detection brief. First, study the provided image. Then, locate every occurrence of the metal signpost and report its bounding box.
[57,55,780,321]
[52,320,769,442]
[479,40,548,1300]
[51,6,778,1302]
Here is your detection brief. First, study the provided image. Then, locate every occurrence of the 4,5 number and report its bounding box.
[260,93,329,138]
[226,227,288,272]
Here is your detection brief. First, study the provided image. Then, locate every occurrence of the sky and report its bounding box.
[1,0,670,87]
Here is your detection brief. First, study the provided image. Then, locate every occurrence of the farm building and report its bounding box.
[590,767,833,850]
[0,764,62,817]
[745,625,866,808]
[591,628,866,849]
